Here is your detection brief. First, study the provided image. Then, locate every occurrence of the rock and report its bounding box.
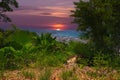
[67,55,77,64]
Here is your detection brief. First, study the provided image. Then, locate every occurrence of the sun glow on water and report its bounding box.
[56,28,61,31]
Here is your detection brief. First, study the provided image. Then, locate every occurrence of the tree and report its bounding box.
[0,0,18,22]
[72,0,120,53]
[111,0,120,54]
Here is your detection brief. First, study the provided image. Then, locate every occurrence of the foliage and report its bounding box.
[0,0,18,22]
[93,51,110,67]
[61,70,73,80]
[33,33,69,67]
[33,33,57,52]
[36,48,68,67]
[0,27,119,78]
[70,41,120,67]
[39,68,51,80]
[72,0,120,53]
[0,47,19,70]
[70,42,94,66]
[0,32,4,48]
[0,29,38,70]
[5,29,36,46]
[22,71,35,79]
[0,28,70,70]
[5,41,23,50]
[61,70,78,80]
[110,0,120,54]
[0,0,119,78]
[16,43,36,67]
[110,54,120,68]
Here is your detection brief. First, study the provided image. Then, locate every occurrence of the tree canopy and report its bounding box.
[0,0,18,22]
[72,0,120,53]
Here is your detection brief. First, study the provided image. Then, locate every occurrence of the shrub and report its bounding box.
[0,47,19,70]
[33,33,69,67]
[33,33,56,51]
[14,43,37,67]
[5,29,36,46]
[110,54,120,68]
[32,33,67,55]
[4,41,23,50]
[71,42,95,66]
[0,32,4,48]
[36,49,68,67]
[93,51,111,67]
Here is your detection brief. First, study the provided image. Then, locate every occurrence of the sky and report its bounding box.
[0,0,79,30]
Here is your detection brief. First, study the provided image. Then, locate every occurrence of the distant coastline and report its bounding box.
[55,36,88,43]
[26,28,87,43]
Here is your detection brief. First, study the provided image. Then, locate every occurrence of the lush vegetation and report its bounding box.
[71,0,120,54]
[71,0,120,68]
[0,27,120,79]
[0,0,120,79]
[0,27,71,76]
[0,27,82,79]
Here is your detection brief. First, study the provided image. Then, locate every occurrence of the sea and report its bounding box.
[25,29,81,38]
[0,26,81,38]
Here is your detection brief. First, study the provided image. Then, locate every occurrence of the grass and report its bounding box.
[0,66,120,80]
[0,29,120,80]
[22,70,35,79]
[61,70,72,80]
[61,70,78,80]
[38,68,51,80]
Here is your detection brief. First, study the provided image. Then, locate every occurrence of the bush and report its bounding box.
[4,41,23,50]
[15,43,37,67]
[71,42,95,66]
[0,32,4,48]
[32,33,69,67]
[33,33,56,51]
[110,54,120,68]
[36,49,68,67]
[5,29,36,46]
[33,33,67,54]
[93,51,110,67]
[0,47,20,70]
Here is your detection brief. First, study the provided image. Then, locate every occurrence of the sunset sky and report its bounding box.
[0,0,79,30]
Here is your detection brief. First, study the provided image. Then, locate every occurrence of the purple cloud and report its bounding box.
[1,0,79,30]
[40,13,52,16]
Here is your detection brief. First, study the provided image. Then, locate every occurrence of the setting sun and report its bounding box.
[52,24,65,31]
[53,24,64,28]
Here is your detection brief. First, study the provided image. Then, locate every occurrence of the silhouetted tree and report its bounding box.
[0,0,18,22]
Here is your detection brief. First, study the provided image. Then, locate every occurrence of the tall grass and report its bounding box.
[39,68,51,80]
[22,70,35,79]
[61,70,73,80]
[61,70,78,80]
